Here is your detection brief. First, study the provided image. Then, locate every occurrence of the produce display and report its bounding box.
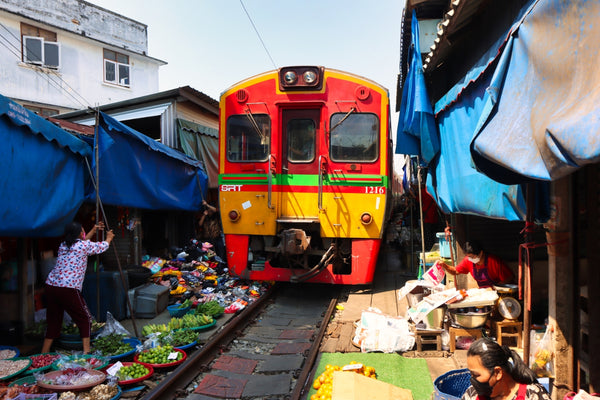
[38,367,105,387]
[158,329,198,347]
[116,362,151,381]
[28,353,60,370]
[0,349,17,360]
[53,355,107,370]
[173,299,192,309]
[167,313,213,330]
[195,300,225,317]
[58,383,119,400]
[61,321,105,336]
[0,358,30,379]
[311,362,377,400]
[136,345,183,365]
[141,323,170,337]
[92,334,134,357]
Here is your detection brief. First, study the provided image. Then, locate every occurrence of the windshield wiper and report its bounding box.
[245,106,266,140]
[329,107,356,135]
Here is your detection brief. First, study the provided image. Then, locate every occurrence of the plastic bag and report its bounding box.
[563,390,600,400]
[96,311,132,338]
[530,325,554,378]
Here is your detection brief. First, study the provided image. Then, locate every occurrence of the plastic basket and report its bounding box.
[434,368,471,400]
[12,394,58,400]
[167,305,190,317]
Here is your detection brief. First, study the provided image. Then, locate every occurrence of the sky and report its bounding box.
[90,0,404,129]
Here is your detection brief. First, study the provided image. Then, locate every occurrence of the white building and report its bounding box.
[0,0,166,115]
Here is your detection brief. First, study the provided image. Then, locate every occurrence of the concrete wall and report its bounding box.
[0,2,162,111]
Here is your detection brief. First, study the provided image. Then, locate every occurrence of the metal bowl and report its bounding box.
[450,310,490,328]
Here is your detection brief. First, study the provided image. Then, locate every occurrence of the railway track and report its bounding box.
[132,282,340,400]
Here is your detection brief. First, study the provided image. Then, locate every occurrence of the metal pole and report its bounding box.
[523,183,535,364]
[94,110,101,320]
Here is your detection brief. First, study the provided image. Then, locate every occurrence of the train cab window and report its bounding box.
[329,113,378,162]
[226,114,270,162]
[287,119,315,162]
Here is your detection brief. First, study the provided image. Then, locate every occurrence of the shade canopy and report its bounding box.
[87,112,208,211]
[0,94,90,237]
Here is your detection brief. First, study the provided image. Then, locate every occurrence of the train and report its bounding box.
[218,66,398,284]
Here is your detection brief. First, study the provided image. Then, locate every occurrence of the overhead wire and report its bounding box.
[239,0,277,69]
[0,22,92,110]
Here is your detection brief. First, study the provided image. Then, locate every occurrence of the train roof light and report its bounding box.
[228,209,240,222]
[279,66,324,91]
[283,71,297,85]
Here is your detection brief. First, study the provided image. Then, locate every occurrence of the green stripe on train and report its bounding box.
[219,174,388,186]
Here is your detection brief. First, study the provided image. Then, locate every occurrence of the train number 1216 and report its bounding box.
[365,186,385,194]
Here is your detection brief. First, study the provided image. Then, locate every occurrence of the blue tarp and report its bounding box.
[429,69,528,220]
[0,94,91,237]
[87,112,207,211]
[471,0,600,184]
[396,10,439,165]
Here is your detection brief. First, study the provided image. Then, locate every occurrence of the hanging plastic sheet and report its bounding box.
[86,112,208,211]
[0,94,90,237]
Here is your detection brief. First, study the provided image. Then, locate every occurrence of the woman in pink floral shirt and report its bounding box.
[42,221,114,354]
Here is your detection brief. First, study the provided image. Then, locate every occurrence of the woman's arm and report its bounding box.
[439,261,458,275]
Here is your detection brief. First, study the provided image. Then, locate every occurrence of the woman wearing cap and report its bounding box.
[462,338,550,400]
[438,240,513,288]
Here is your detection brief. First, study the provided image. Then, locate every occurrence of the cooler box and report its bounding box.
[82,271,129,321]
[128,283,169,318]
[436,232,451,258]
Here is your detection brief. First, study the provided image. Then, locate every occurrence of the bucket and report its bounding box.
[436,232,451,258]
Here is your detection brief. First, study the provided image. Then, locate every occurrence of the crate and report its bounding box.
[434,368,471,400]
[128,283,169,318]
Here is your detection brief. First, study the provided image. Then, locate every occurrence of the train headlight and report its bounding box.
[283,71,297,85]
[279,66,323,91]
[360,212,373,225]
[228,209,240,222]
[303,70,317,84]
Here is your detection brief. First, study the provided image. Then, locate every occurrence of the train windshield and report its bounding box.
[287,118,316,162]
[226,114,270,162]
[329,113,378,162]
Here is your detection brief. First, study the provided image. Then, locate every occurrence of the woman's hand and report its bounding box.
[106,229,115,244]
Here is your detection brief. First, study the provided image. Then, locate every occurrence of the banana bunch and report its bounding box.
[141,323,169,337]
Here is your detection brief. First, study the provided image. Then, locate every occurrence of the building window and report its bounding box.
[104,49,130,87]
[23,105,59,117]
[21,23,60,69]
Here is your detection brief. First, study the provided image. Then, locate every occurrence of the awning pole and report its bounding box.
[94,109,100,320]
[417,162,426,279]
[523,183,536,364]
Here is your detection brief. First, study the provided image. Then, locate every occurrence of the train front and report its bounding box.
[218,66,392,284]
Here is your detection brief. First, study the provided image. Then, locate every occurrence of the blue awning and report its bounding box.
[87,112,208,211]
[396,10,439,165]
[471,0,600,183]
[429,69,529,220]
[0,93,91,237]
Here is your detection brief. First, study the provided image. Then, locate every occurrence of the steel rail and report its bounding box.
[290,294,339,400]
[141,284,277,400]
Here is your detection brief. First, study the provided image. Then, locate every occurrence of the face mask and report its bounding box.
[468,256,481,264]
[470,375,497,397]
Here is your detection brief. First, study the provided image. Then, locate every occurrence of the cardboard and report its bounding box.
[332,371,414,400]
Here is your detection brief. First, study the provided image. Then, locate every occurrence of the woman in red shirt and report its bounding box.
[439,240,513,288]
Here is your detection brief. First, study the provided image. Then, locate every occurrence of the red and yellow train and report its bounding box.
[218,66,396,284]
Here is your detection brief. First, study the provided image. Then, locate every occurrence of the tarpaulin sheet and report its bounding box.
[396,10,439,165]
[88,112,207,211]
[429,69,528,220]
[471,0,600,183]
[0,93,90,237]
[177,118,219,188]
